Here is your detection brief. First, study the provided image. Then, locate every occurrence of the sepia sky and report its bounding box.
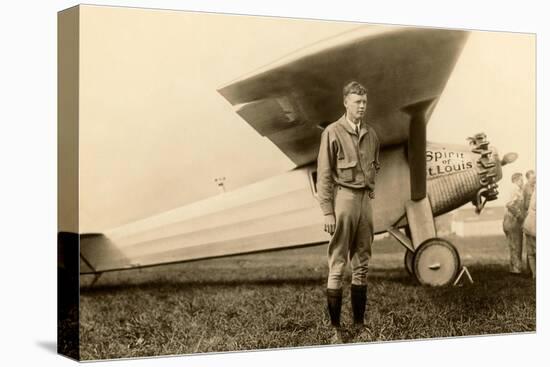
[75,5,535,233]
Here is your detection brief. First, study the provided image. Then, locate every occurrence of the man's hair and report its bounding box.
[525,170,535,179]
[343,81,368,100]
[512,172,522,182]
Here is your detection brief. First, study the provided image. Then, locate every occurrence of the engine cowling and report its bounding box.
[425,133,508,216]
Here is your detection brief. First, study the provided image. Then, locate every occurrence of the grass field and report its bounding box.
[79,234,536,360]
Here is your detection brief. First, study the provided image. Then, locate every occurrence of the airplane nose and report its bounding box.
[468,133,502,213]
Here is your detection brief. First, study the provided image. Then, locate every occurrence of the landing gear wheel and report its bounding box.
[404,250,415,276]
[413,238,460,287]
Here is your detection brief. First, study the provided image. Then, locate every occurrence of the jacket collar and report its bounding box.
[337,114,368,137]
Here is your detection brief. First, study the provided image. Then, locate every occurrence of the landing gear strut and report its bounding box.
[403,226,414,276]
[397,231,461,286]
[390,199,461,287]
[404,250,414,276]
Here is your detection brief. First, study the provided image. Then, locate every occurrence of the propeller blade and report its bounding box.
[402,98,437,201]
[501,152,518,166]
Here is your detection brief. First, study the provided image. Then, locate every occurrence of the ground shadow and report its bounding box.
[35,340,57,354]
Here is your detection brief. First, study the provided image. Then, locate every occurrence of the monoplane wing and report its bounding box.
[218,26,469,167]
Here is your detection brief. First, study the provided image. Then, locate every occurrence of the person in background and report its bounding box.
[502,172,525,274]
[523,187,536,279]
[523,170,536,213]
[521,170,536,277]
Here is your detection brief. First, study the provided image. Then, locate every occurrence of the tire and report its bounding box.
[404,250,415,276]
[413,238,461,287]
[403,225,414,276]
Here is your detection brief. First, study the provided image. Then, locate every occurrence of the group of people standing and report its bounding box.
[503,170,536,279]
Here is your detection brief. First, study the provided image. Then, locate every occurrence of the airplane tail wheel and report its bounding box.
[404,250,414,276]
[413,238,460,287]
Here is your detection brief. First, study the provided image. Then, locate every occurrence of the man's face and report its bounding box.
[528,173,536,185]
[344,93,367,122]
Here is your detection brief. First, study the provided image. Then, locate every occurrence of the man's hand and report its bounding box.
[324,214,336,235]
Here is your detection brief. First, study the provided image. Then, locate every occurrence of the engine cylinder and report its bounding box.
[427,169,481,216]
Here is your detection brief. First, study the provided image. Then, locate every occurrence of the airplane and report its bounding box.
[73,25,518,287]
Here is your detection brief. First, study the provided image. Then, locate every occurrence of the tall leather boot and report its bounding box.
[326,288,342,326]
[326,288,343,343]
[351,284,367,327]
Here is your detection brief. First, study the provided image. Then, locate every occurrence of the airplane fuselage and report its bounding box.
[80,139,504,274]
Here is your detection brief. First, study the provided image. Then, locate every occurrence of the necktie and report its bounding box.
[355,125,359,137]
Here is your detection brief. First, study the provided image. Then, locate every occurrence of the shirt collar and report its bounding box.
[337,114,368,136]
[346,114,361,132]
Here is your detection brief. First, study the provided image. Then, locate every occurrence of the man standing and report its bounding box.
[317,81,380,343]
[523,170,537,279]
[523,188,536,279]
[503,172,525,274]
[523,170,536,214]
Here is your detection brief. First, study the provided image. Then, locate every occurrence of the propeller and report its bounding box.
[401,98,437,201]
[501,152,518,166]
